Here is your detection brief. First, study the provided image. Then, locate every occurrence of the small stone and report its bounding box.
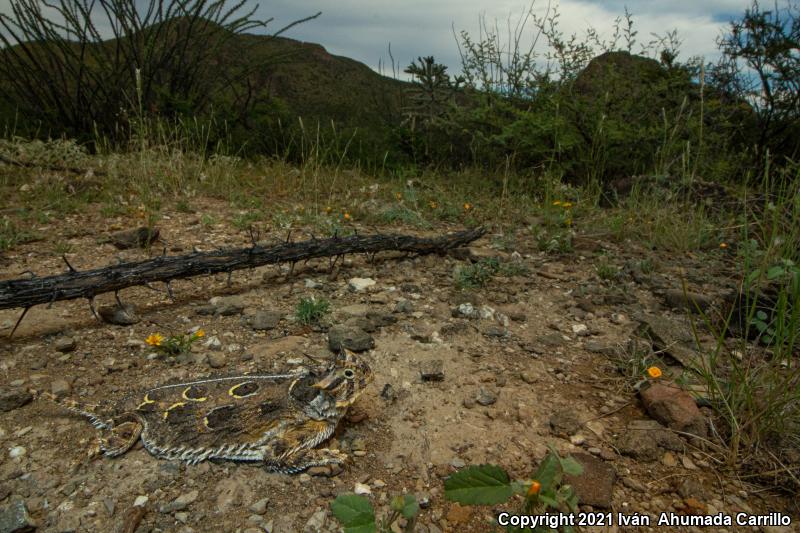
[570,434,586,446]
[584,340,616,355]
[571,324,590,336]
[54,336,77,353]
[587,447,602,456]
[327,325,374,352]
[450,457,466,469]
[9,446,26,459]
[307,466,333,477]
[462,398,476,409]
[51,379,72,398]
[175,512,189,524]
[207,352,226,369]
[549,409,582,437]
[98,304,139,325]
[610,313,628,325]
[681,455,698,470]
[298,474,312,484]
[622,477,646,492]
[354,483,371,495]
[640,382,707,438]
[304,509,327,532]
[476,387,497,406]
[160,490,198,513]
[420,360,445,382]
[348,278,376,292]
[662,451,678,467]
[247,310,283,331]
[0,500,37,532]
[394,299,414,313]
[133,496,148,507]
[0,388,33,413]
[249,498,269,515]
[203,336,223,351]
[304,279,323,289]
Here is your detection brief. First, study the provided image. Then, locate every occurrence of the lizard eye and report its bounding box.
[343,369,356,380]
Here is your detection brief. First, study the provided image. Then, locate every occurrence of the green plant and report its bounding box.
[295,297,330,325]
[200,214,217,227]
[231,210,261,230]
[594,258,619,281]
[145,329,205,356]
[331,492,419,533]
[454,258,500,289]
[0,217,39,250]
[534,228,573,254]
[444,446,583,532]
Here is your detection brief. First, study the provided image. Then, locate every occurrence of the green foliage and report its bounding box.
[146,330,204,356]
[454,258,500,289]
[295,297,330,325]
[594,258,619,281]
[331,493,419,533]
[444,447,583,532]
[0,216,39,250]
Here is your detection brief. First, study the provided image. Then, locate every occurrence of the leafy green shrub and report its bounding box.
[331,493,419,533]
[295,297,330,325]
[444,446,583,532]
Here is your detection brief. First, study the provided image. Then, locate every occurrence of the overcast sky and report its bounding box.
[259,0,753,77]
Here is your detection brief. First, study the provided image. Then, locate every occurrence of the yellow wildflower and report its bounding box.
[395,192,402,200]
[343,212,351,221]
[429,201,438,209]
[719,242,728,249]
[146,333,164,347]
[194,329,205,338]
[562,201,573,208]
[553,200,562,206]
[325,206,332,214]
[463,202,472,211]
[647,366,662,379]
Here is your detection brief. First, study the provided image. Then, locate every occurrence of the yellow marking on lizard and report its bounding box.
[182,386,207,402]
[228,382,258,398]
[163,402,187,419]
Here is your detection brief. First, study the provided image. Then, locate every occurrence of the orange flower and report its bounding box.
[647,366,662,379]
[325,206,332,214]
[395,192,402,200]
[343,212,351,221]
[527,480,541,497]
[429,201,438,209]
[193,329,205,338]
[719,242,728,249]
[463,202,472,211]
[552,200,562,206]
[146,333,164,346]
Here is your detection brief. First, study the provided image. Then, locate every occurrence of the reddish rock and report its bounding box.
[640,382,707,438]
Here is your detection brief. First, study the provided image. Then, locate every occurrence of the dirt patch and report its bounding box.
[0,204,796,532]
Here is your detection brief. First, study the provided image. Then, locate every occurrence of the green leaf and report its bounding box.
[444,464,514,505]
[391,494,419,519]
[331,494,376,533]
[756,310,768,321]
[559,456,583,476]
[532,451,560,490]
[767,265,785,280]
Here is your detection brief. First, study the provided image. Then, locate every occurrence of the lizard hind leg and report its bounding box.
[99,413,143,458]
[267,448,348,474]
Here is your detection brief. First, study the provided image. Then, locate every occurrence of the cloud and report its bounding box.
[262,0,753,75]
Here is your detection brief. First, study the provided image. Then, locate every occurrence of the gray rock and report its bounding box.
[304,279,323,289]
[247,310,283,331]
[110,226,159,249]
[616,420,674,461]
[348,278,376,292]
[303,509,327,532]
[476,387,497,406]
[563,453,617,509]
[420,360,445,382]
[549,409,582,436]
[50,379,71,399]
[98,304,139,325]
[204,336,223,351]
[366,311,396,328]
[482,325,507,338]
[0,388,32,413]
[662,289,713,313]
[339,304,370,318]
[198,296,245,316]
[207,352,226,369]
[0,500,36,533]
[636,314,709,369]
[160,490,199,513]
[584,340,617,355]
[248,498,269,515]
[54,336,76,353]
[394,299,415,313]
[327,325,374,352]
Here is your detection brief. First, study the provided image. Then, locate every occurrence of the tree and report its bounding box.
[0,0,319,142]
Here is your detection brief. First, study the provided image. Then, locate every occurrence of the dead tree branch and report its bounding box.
[0,227,485,311]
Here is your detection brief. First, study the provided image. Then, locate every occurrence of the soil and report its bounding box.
[0,200,797,533]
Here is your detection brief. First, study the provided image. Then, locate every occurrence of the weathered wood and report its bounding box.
[0,227,485,311]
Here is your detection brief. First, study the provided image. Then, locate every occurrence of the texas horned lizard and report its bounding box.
[42,349,372,474]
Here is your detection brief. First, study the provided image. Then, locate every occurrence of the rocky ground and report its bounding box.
[0,200,797,532]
